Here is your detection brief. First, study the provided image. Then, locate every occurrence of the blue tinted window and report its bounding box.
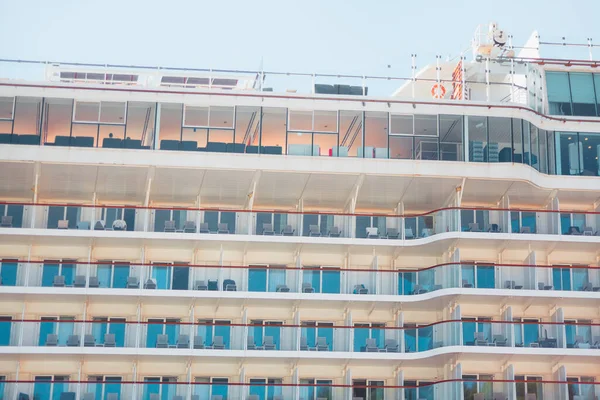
[146,320,163,348]
[153,210,170,232]
[172,267,189,290]
[152,265,171,290]
[268,268,285,292]
[34,376,52,400]
[57,318,74,346]
[265,322,281,350]
[355,216,370,238]
[553,268,571,291]
[322,270,340,294]
[110,319,126,347]
[476,265,495,289]
[215,322,230,349]
[560,213,571,234]
[97,265,111,288]
[318,325,333,351]
[462,320,476,345]
[521,212,536,233]
[523,321,539,346]
[143,378,160,400]
[353,324,369,352]
[301,324,316,348]
[0,317,11,346]
[92,319,108,345]
[39,318,56,345]
[570,73,597,116]
[61,262,75,286]
[212,378,229,399]
[399,271,416,295]
[105,377,122,400]
[165,320,179,346]
[42,262,59,287]
[220,211,236,234]
[418,326,433,351]
[249,379,266,400]
[113,264,130,289]
[47,206,64,229]
[572,268,588,291]
[6,205,23,228]
[461,265,475,287]
[0,261,17,286]
[405,326,416,352]
[546,72,572,116]
[249,268,267,292]
[418,269,434,292]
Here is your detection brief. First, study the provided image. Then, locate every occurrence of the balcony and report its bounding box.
[2,319,599,355]
[1,202,599,240]
[0,376,596,400]
[2,260,599,299]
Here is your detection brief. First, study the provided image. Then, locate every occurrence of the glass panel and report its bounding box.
[523,122,531,166]
[546,71,572,115]
[439,114,463,161]
[143,377,161,400]
[573,268,588,291]
[114,264,130,289]
[209,106,234,129]
[110,319,126,347]
[154,210,171,232]
[462,265,475,288]
[389,135,413,159]
[268,268,285,292]
[477,265,495,289]
[530,125,539,170]
[61,261,75,286]
[288,110,313,131]
[399,271,416,295]
[462,319,476,345]
[204,211,219,232]
[390,114,413,135]
[353,324,369,352]
[0,317,11,345]
[405,326,416,352]
[339,110,362,157]
[158,103,182,146]
[355,216,370,238]
[249,379,266,400]
[249,267,267,292]
[570,73,597,116]
[152,265,171,290]
[314,133,338,156]
[172,266,189,290]
[92,318,107,344]
[521,212,536,233]
[313,110,337,133]
[34,376,52,400]
[581,133,600,176]
[235,106,260,148]
[215,321,230,349]
[414,115,437,136]
[523,321,539,346]
[0,261,18,286]
[418,269,434,292]
[364,112,388,158]
[47,206,64,229]
[126,102,156,147]
[0,96,14,119]
[44,98,73,145]
[39,317,56,345]
[558,132,582,175]
[418,325,433,351]
[415,137,438,160]
[488,117,511,163]
[74,101,100,122]
[322,269,340,294]
[183,106,209,127]
[212,378,229,399]
[42,262,59,287]
[261,108,286,155]
[100,102,126,123]
[220,211,236,233]
[146,319,164,348]
[57,317,74,345]
[13,97,42,136]
[468,116,487,162]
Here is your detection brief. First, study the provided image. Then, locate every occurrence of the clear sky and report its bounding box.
[1,0,599,79]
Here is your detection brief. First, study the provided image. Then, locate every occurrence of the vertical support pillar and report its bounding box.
[195,195,201,234]
[588,38,593,61]
[132,362,138,400]
[485,57,491,102]
[30,163,40,228]
[18,303,25,346]
[464,115,470,162]
[411,54,417,99]
[461,55,466,100]
[76,361,82,400]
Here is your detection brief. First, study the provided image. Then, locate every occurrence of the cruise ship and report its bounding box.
[0,22,600,400]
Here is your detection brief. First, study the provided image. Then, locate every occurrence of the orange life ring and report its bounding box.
[431,84,446,98]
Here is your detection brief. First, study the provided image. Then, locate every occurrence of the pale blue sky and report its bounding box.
[1,0,599,78]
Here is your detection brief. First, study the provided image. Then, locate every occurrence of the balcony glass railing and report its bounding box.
[2,319,599,353]
[1,202,599,239]
[3,260,600,296]
[0,377,597,400]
